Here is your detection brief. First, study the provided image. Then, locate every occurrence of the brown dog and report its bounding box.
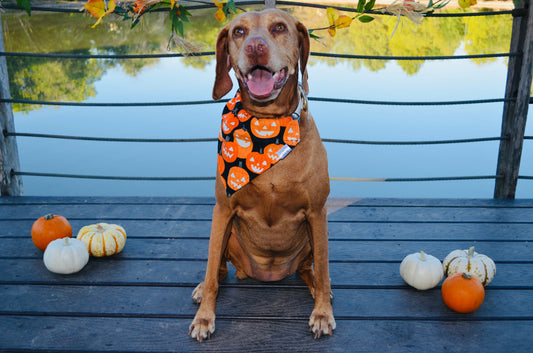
[189,8,335,341]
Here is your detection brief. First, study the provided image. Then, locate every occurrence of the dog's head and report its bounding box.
[212,9,310,105]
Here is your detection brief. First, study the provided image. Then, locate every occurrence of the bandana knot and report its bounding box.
[217,89,305,197]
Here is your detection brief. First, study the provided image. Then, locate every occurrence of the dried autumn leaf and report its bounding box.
[213,0,228,21]
[335,15,353,29]
[84,0,117,27]
[84,0,106,18]
[326,7,338,37]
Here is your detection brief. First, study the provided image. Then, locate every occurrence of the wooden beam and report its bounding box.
[0,16,23,196]
[494,1,533,199]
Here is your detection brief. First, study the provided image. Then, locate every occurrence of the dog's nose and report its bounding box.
[245,37,269,59]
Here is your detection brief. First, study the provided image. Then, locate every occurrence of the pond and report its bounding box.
[2,3,532,198]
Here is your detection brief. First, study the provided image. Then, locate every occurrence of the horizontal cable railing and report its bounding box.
[4,131,515,145]
[1,1,531,188]
[0,51,520,60]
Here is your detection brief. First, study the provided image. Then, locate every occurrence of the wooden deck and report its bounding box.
[0,196,532,352]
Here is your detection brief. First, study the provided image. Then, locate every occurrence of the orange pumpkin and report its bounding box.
[246,152,271,174]
[441,272,485,313]
[227,92,241,110]
[217,154,225,175]
[234,129,253,158]
[237,109,252,122]
[265,143,284,163]
[222,112,239,134]
[31,214,73,251]
[227,166,249,191]
[221,140,238,163]
[251,118,280,139]
[283,120,300,146]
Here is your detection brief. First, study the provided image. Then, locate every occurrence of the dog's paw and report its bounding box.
[189,313,215,342]
[309,308,336,339]
[191,282,204,304]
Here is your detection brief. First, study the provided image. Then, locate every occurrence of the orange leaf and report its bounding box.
[215,7,226,21]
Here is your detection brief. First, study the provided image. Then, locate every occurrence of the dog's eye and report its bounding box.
[233,27,246,38]
[272,23,287,34]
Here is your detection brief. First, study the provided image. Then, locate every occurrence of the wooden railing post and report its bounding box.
[265,0,276,8]
[494,0,533,199]
[0,15,23,196]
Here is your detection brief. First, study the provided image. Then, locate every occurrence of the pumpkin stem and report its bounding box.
[462,272,472,280]
[419,251,427,261]
[63,237,70,246]
[44,214,55,220]
[467,246,475,258]
[96,224,105,232]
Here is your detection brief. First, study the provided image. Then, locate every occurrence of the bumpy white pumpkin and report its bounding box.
[77,223,126,257]
[443,246,496,286]
[400,251,444,290]
[43,237,89,274]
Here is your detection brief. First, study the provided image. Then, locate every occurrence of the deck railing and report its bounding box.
[0,0,532,198]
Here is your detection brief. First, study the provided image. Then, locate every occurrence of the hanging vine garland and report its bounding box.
[12,0,478,44]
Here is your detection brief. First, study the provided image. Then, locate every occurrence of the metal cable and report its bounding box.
[0,50,519,61]
[0,96,514,107]
[5,131,510,145]
[12,171,504,182]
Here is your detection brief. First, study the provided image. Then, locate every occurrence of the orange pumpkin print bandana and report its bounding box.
[218,91,302,197]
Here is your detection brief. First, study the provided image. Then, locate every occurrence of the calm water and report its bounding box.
[3,6,532,198]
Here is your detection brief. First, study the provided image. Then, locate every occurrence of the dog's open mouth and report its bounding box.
[243,66,288,100]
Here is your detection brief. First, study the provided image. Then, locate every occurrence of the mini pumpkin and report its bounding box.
[227,92,241,110]
[246,152,271,174]
[399,251,444,290]
[237,109,251,122]
[234,129,253,158]
[77,223,127,257]
[441,272,485,313]
[43,237,89,274]
[221,140,238,163]
[443,246,496,286]
[227,166,249,191]
[251,118,280,139]
[283,120,300,146]
[31,214,73,251]
[265,143,284,163]
[222,112,239,134]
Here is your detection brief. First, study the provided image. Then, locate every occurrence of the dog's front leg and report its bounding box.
[306,207,336,339]
[189,204,233,341]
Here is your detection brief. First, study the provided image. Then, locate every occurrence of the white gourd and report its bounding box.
[442,246,496,286]
[43,237,89,274]
[400,251,444,290]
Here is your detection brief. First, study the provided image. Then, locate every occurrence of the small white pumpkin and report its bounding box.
[443,246,496,286]
[400,251,444,290]
[43,237,89,274]
[77,223,126,257]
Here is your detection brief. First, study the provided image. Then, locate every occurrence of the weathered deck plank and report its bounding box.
[1,197,532,352]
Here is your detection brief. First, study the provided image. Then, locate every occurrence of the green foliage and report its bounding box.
[15,0,31,15]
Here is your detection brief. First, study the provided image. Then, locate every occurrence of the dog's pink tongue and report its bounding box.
[247,69,274,97]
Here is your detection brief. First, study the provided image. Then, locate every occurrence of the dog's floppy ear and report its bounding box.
[296,21,310,95]
[213,26,233,100]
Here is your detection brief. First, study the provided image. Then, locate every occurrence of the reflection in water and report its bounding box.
[2,7,512,113]
[2,6,528,198]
